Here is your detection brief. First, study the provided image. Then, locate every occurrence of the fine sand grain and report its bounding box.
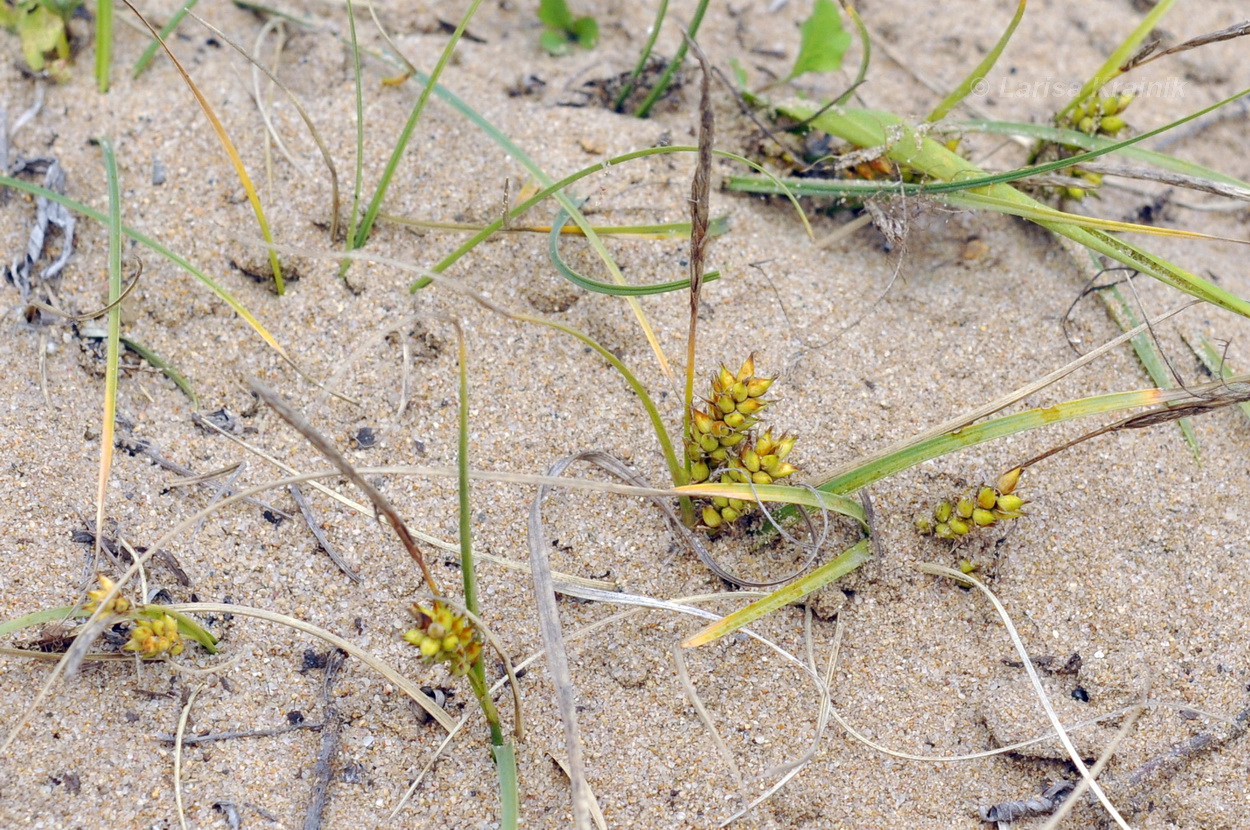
[1,1,1248,827]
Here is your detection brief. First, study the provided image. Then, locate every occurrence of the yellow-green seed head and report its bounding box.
[972,508,996,527]
[935,522,955,539]
[724,412,747,430]
[1098,95,1119,116]
[934,501,953,523]
[712,496,729,508]
[728,498,745,511]
[702,506,723,528]
[1078,116,1096,134]
[775,434,796,460]
[746,376,774,398]
[85,574,131,616]
[996,467,1022,495]
[736,397,766,416]
[720,506,740,523]
[721,432,747,447]
[1099,115,1127,135]
[977,487,997,510]
[996,494,1025,512]
[766,461,797,480]
[958,558,978,575]
[693,409,715,434]
[1065,186,1087,200]
[715,394,736,416]
[741,448,761,473]
[736,354,756,383]
[1117,92,1135,112]
[690,461,710,483]
[731,381,749,403]
[716,366,735,393]
[916,516,933,534]
[955,498,975,519]
[948,518,971,536]
[751,471,773,486]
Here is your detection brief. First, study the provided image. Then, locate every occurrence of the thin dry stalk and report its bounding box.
[247,379,440,593]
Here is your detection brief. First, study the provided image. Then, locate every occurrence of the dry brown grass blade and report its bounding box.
[122,0,285,292]
[247,379,440,593]
[174,685,202,830]
[1122,20,1250,71]
[193,11,341,241]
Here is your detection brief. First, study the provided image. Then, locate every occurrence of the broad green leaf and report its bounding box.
[788,0,850,80]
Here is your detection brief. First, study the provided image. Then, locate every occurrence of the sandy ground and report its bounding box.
[1,0,1249,827]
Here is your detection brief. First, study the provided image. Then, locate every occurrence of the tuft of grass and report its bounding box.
[537,0,598,56]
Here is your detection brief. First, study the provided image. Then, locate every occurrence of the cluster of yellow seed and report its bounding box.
[84,574,131,616]
[1056,93,1135,199]
[687,356,798,531]
[124,614,185,659]
[917,468,1026,540]
[1068,93,1134,137]
[403,600,482,676]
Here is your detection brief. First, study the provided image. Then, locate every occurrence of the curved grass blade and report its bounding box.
[416,145,809,291]
[387,213,729,239]
[123,0,285,293]
[834,4,871,107]
[94,138,123,563]
[120,336,199,406]
[132,0,201,79]
[926,0,1025,122]
[682,539,871,648]
[0,174,289,360]
[548,205,722,295]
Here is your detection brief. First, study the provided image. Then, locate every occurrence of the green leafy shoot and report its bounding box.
[788,0,851,80]
[0,0,75,80]
[538,0,598,56]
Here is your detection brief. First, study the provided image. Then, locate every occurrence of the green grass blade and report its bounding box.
[95,137,123,562]
[119,336,199,407]
[0,606,88,637]
[1058,0,1177,120]
[132,0,201,79]
[416,145,807,290]
[834,4,870,106]
[349,0,485,256]
[612,0,668,110]
[812,378,1248,497]
[675,481,866,526]
[927,0,1025,122]
[1099,283,1198,459]
[493,741,519,830]
[548,205,722,295]
[682,539,872,648]
[138,606,220,653]
[0,174,290,360]
[950,119,1250,190]
[95,0,114,92]
[345,0,364,248]
[633,0,710,118]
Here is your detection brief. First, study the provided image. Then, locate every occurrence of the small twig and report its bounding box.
[1121,21,1250,71]
[289,484,362,583]
[1120,702,1250,815]
[157,721,325,745]
[120,436,293,519]
[302,649,346,830]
